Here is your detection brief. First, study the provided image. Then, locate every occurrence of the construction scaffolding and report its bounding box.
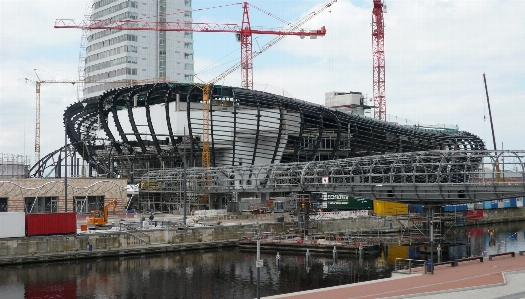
[407,211,466,245]
[0,154,30,179]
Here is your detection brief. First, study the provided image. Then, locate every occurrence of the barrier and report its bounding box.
[453,256,483,266]
[489,252,515,260]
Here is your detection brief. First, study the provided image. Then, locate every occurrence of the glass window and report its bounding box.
[0,198,7,212]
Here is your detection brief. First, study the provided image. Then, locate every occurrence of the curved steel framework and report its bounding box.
[141,150,525,206]
[53,83,485,183]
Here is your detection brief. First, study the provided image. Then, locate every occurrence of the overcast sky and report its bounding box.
[1,0,524,165]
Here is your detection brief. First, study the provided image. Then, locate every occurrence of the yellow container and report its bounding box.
[386,243,409,264]
[373,200,408,216]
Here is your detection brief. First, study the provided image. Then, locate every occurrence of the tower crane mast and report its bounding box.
[25,70,133,165]
[372,0,386,121]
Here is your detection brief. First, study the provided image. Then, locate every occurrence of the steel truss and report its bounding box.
[141,150,525,205]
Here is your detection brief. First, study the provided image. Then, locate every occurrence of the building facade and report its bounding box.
[84,0,194,98]
[0,178,128,213]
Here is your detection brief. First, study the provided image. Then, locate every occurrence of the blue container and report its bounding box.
[483,200,492,210]
[504,199,511,208]
[491,200,498,209]
[510,198,517,208]
[459,204,468,211]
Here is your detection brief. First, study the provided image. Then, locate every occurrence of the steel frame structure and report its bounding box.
[55,83,485,181]
[30,82,490,212]
[140,150,525,206]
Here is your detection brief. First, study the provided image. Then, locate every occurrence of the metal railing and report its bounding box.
[394,258,428,274]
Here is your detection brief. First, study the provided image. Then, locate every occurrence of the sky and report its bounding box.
[1,0,524,166]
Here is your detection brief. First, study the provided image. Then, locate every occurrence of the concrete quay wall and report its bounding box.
[464,208,525,226]
[0,217,392,261]
[0,208,523,265]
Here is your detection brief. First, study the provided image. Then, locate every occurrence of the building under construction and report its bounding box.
[27,83,486,212]
[0,154,30,179]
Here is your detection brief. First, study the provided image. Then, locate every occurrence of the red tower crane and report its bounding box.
[372,0,386,120]
[54,2,328,90]
[56,0,337,173]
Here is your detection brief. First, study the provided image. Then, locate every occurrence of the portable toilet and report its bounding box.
[483,200,492,210]
[509,198,517,208]
[504,198,511,208]
[491,200,498,209]
[497,200,504,209]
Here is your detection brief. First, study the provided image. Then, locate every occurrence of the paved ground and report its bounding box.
[264,253,525,299]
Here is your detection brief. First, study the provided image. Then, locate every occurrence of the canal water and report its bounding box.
[1,221,524,299]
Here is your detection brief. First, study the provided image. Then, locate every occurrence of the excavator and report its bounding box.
[87,199,118,229]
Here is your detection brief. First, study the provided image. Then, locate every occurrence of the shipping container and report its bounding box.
[483,200,492,210]
[0,212,26,238]
[25,213,76,237]
[373,200,408,216]
[509,198,517,208]
[444,204,467,213]
[517,197,524,207]
[474,202,484,210]
[467,203,474,210]
[311,192,373,210]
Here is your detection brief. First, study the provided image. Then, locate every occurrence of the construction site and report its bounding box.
[1,0,524,254]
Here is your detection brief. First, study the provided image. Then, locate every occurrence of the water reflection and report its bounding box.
[0,221,524,298]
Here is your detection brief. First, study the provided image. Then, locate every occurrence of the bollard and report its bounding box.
[276,252,281,268]
[437,244,442,263]
[333,246,338,262]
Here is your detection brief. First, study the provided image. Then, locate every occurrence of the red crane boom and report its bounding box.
[372,0,386,120]
[54,2,327,90]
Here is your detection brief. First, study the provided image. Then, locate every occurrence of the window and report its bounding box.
[25,197,58,213]
[184,11,192,18]
[87,196,105,212]
[185,74,194,81]
[184,53,193,60]
[0,198,7,212]
[184,32,193,39]
[184,63,194,70]
[184,42,193,49]
[185,0,191,7]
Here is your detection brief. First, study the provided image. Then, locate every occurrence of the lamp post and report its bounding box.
[64,116,68,212]
[255,222,262,299]
[183,127,187,226]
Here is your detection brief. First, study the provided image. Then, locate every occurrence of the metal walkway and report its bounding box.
[140,150,525,205]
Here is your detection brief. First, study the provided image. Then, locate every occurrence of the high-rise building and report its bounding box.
[83,0,194,98]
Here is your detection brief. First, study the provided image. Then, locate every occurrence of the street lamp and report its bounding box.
[183,127,187,227]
